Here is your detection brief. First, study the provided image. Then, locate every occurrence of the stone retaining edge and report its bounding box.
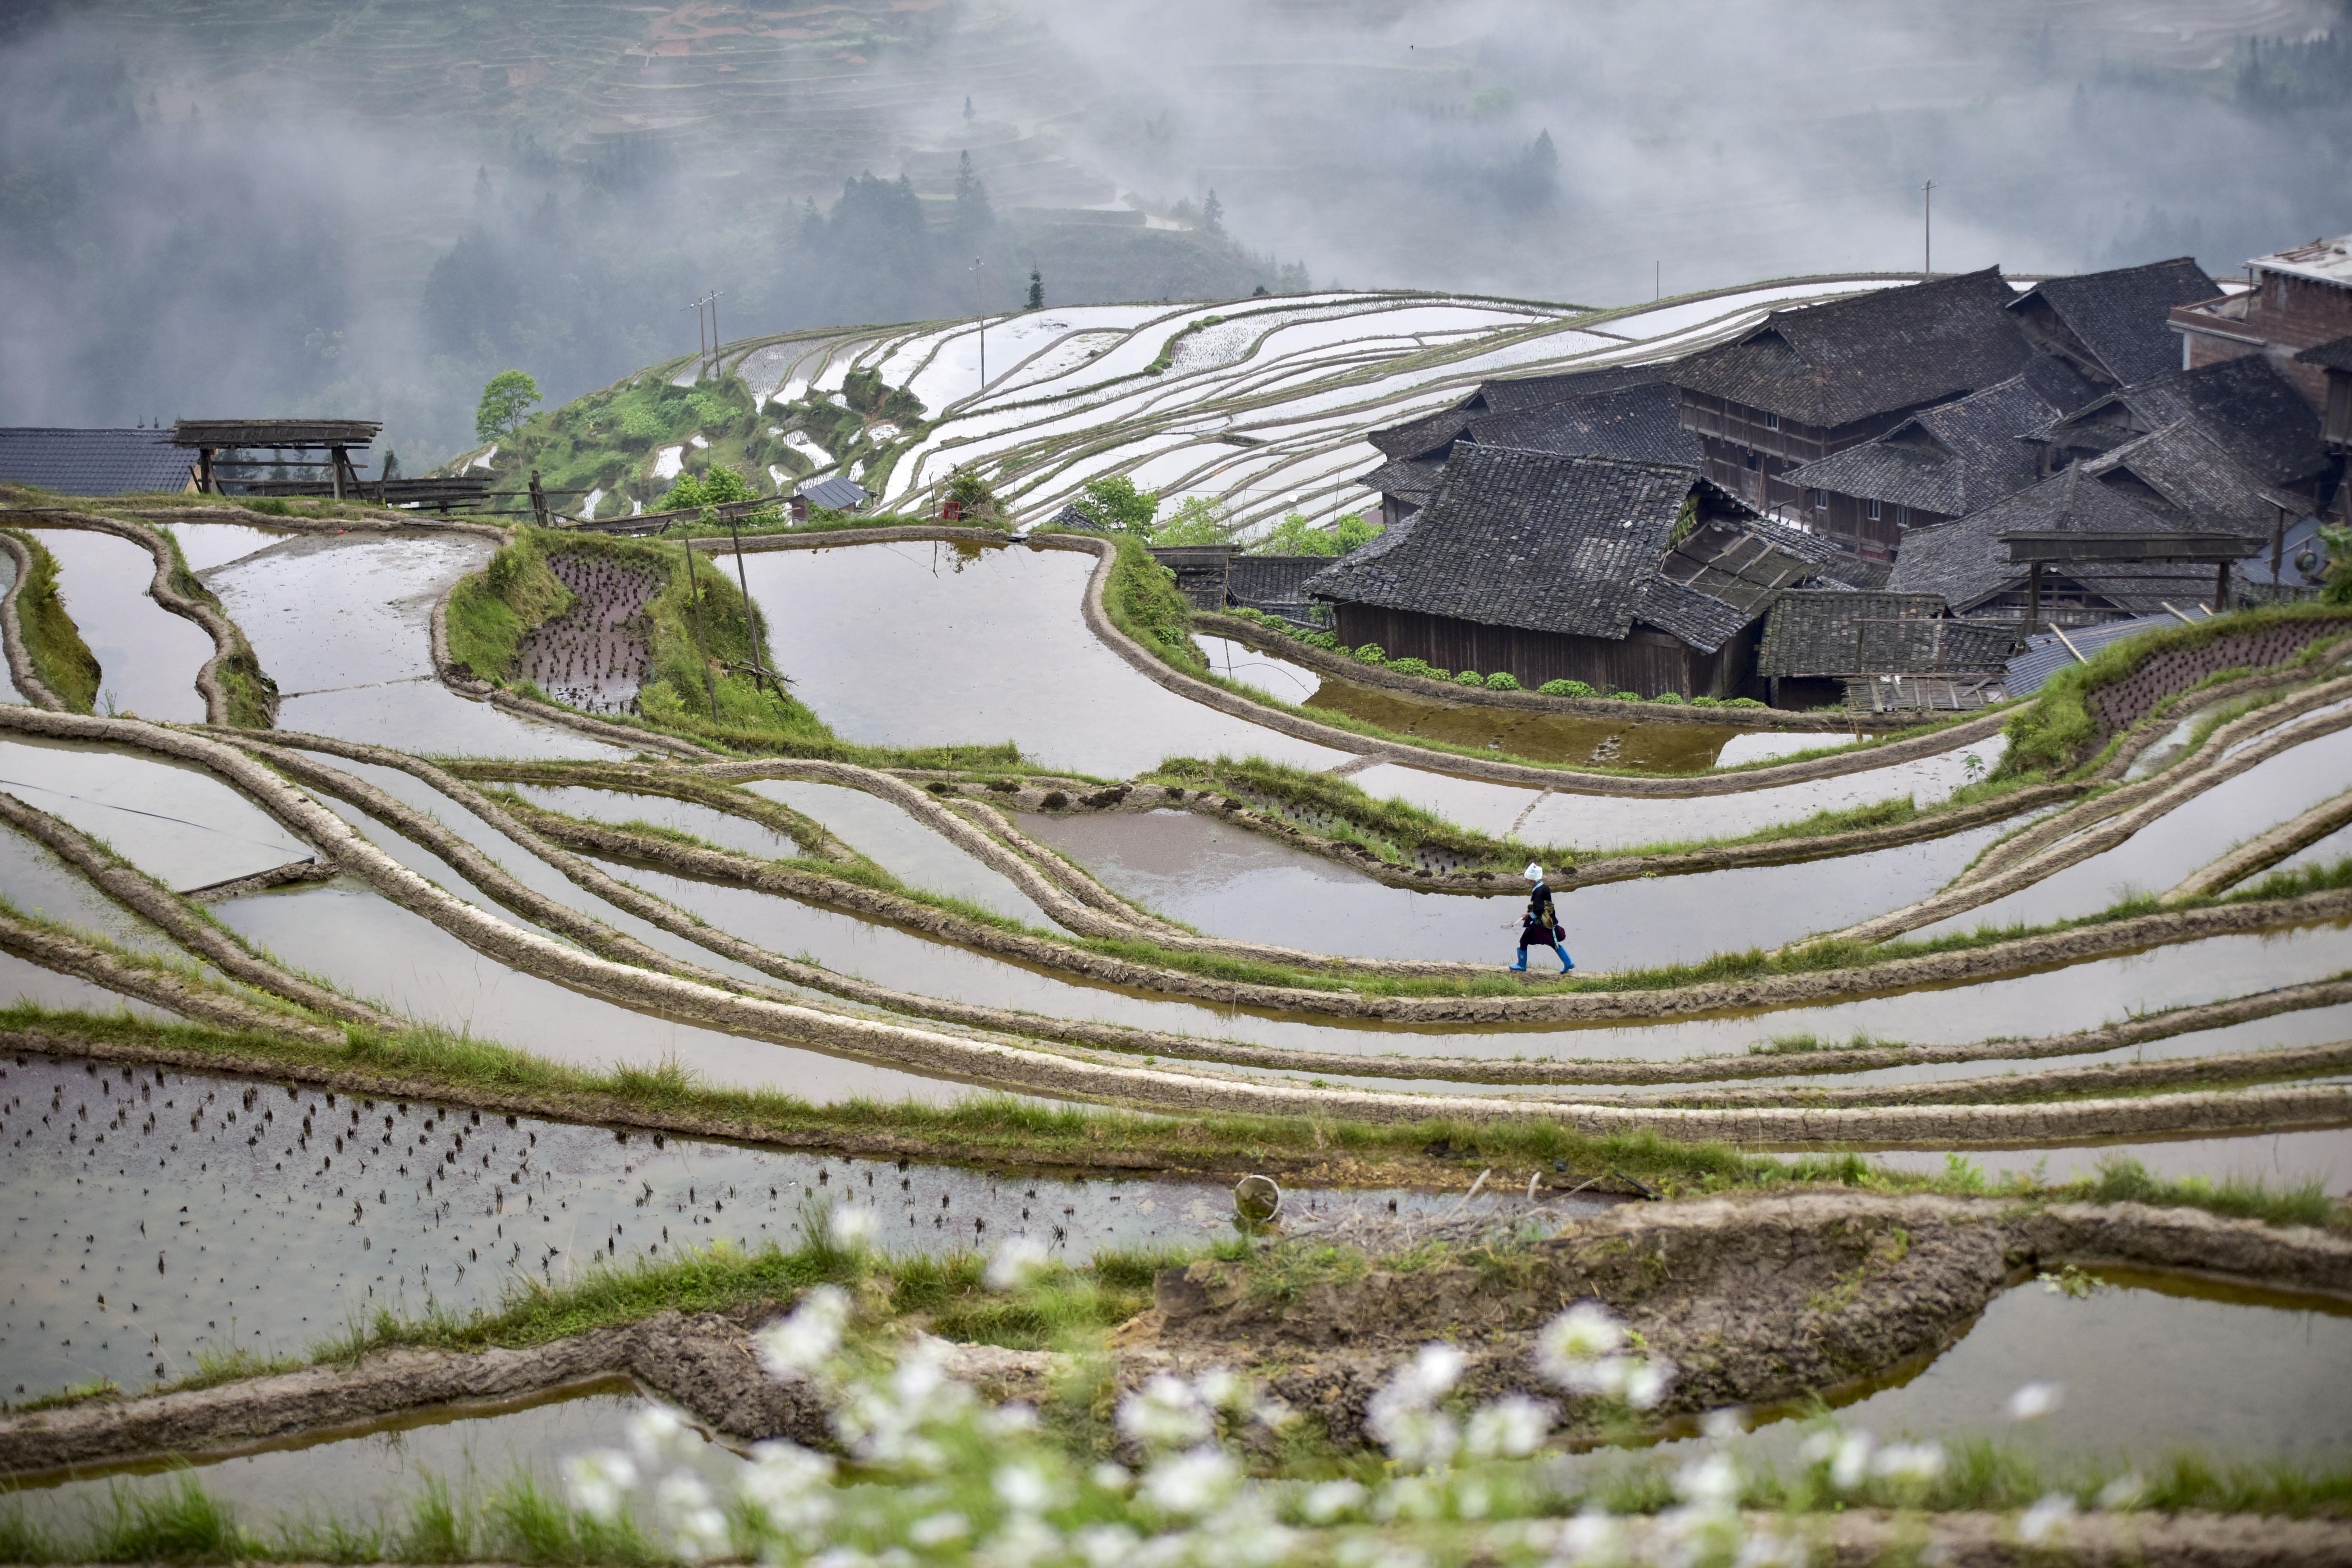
[0,910,344,1043]
[2165,787,2352,903]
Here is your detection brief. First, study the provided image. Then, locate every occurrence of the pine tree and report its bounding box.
[1202,189,1223,235]
[1025,268,1043,310]
[963,94,975,123]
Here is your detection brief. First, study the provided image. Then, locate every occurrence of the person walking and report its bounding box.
[1511,861,1574,972]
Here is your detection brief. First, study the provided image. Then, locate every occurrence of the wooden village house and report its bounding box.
[1303,446,1834,699]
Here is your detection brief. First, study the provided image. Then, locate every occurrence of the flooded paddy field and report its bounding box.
[19,527,213,725]
[0,735,311,891]
[207,533,620,758]
[506,784,803,863]
[513,554,658,718]
[738,541,1349,777]
[0,1051,1583,1403]
[167,522,292,575]
[1858,1124,2352,1192]
[1015,806,2014,968]
[738,778,1052,925]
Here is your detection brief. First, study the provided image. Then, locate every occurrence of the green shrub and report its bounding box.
[1726,697,1766,708]
[1104,534,1205,674]
[1389,657,1431,677]
[1609,690,1642,701]
[1485,671,1521,691]
[1426,668,1452,681]
[1690,695,1721,706]
[445,530,571,680]
[657,466,755,513]
[1650,690,1685,704]
[1302,630,1338,649]
[1538,678,1594,697]
[1354,643,1386,665]
[1455,669,1484,686]
[1,529,101,712]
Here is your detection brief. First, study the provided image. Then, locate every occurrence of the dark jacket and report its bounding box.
[1519,881,1561,944]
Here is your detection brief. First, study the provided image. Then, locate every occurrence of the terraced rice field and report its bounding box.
[2,288,2349,1560]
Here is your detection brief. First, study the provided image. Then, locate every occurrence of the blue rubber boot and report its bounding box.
[1510,949,1528,972]
[1553,943,1575,972]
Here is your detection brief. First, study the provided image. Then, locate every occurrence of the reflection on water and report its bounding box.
[1017,807,2010,968]
[1910,725,2352,941]
[1860,1124,2352,1193]
[0,734,310,891]
[738,541,1347,777]
[741,778,1055,926]
[24,527,213,725]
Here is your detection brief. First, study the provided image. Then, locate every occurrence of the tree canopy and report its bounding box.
[1079,474,1159,534]
[474,369,540,442]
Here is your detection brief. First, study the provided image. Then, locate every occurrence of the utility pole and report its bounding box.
[707,289,725,380]
[1923,180,1935,276]
[967,257,987,392]
[682,296,708,380]
[1655,260,1660,301]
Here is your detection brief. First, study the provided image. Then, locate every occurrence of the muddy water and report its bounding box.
[0,1052,1585,1403]
[1910,726,2352,941]
[740,779,1054,926]
[1584,1271,2352,1482]
[0,948,178,1023]
[0,735,311,891]
[208,877,963,1108]
[0,826,190,963]
[166,522,291,575]
[23,528,213,725]
[514,553,657,717]
[207,533,620,758]
[736,540,1349,777]
[1015,807,2012,968]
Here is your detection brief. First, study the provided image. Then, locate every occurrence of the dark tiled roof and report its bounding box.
[1303,447,1715,640]
[1758,590,2014,677]
[1473,364,1663,415]
[1367,407,1476,461]
[2078,421,2307,535]
[1633,576,1755,653]
[1047,503,1108,531]
[1782,375,2055,514]
[1463,382,1701,467]
[2041,357,2330,488]
[0,428,194,496]
[2297,334,2352,372]
[1649,514,1840,650]
[1814,553,1894,590]
[1355,455,1448,502]
[1669,268,2033,427]
[2007,258,2218,386]
[1886,465,2231,614]
[797,476,870,510]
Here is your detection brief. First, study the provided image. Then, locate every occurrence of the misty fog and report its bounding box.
[1,0,2343,467]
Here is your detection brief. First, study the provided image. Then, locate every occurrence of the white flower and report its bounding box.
[1556,1507,1623,1567]
[1701,1407,1748,1444]
[1464,1395,1554,1460]
[1872,1441,1946,1484]
[740,1440,836,1539]
[656,1471,732,1562]
[2018,1491,2077,1545]
[1088,1461,1132,1494]
[1827,1430,1874,1492]
[561,1449,636,1523]
[1139,1447,1241,1518]
[833,1343,974,1470]
[993,1462,1057,1515]
[1370,1474,1446,1523]
[1196,1494,1297,1568]
[1115,1372,1216,1451]
[1335,1535,1429,1568]
[628,1404,692,1463]
[1732,1525,1808,1567]
[1396,1343,1467,1405]
[1620,1358,1672,1411]
[985,1234,1051,1291]
[1300,1478,1367,1523]
[2097,1473,2147,1512]
[1369,1404,1459,1470]
[1192,1366,1245,1410]
[2005,1381,2062,1422]
[1072,1522,1139,1568]
[827,1205,879,1251]
[756,1285,851,1378]
[974,1512,1062,1568]
[1536,1303,1626,1386]
[1674,1452,1742,1511]
[908,1512,970,1547]
[983,1402,1043,1437]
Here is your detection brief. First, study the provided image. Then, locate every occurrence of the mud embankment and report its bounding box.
[0,528,65,710]
[8,1191,2346,1480]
